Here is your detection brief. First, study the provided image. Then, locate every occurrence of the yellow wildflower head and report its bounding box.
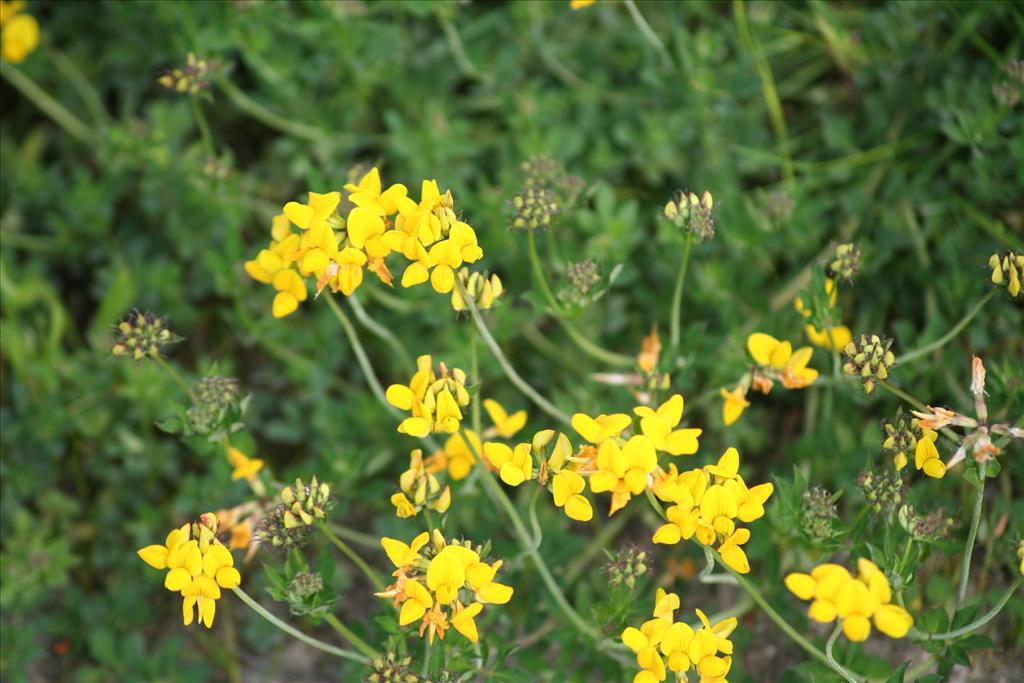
[785,558,913,641]
[386,356,471,437]
[720,385,750,426]
[746,332,818,389]
[1,2,38,64]
[138,516,242,629]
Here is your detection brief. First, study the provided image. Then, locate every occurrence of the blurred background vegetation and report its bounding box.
[1,1,1022,681]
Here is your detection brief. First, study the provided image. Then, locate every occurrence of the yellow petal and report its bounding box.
[137,545,169,570]
[747,333,779,365]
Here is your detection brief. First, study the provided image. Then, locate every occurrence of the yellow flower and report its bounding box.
[551,469,593,521]
[634,394,702,456]
[399,578,434,626]
[139,518,241,628]
[343,167,409,216]
[449,602,484,642]
[466,559,514,604]
[785,559,913,642]
[436,430,480,480]
[719,385,750,426]
[226,446,264,481]
[804,324,853,350]
[386,356,470,437]
[391,492,417,518]
[271,268,308,318]
[381,531,430,570]
[427,222,484,293]
[914,428,945,478]
[570,0,597,8]
[717,528,751,573]
[483,442,534,486]
[571,411,633,444]
[1,4,38,64]
[346,207,391,259]
[589,435,658,515]
[283,191,341,233]
[747,332,818,389]
[483,399,527,439]
[427,545,478,604]
[621,618,670,683]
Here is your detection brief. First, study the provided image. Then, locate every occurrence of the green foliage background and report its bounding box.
[1,1,1022,681]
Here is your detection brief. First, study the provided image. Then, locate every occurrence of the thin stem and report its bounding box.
[217,77,337,143]
[348,295,413,369]
[622,0,674,70]
[0,60,93,144]
[526,231,634,367]
[924,580,1020,641]
[47,44,109,128]
[877,380,926,411]
[190,94,216,159]
[470,325,482,435]
[231,587,371,664]
[733,0,793,184]
[724,553,867,680]
[669,233,694,350]
[318,521,386,592]
[826,624,861,683]
[323,613,381,661]
[454,278,571,427]
[897,290,996,365]
[957,462,986,605]
[324,294,393,414]
[421,637,432,676]
[461,430,601,641]
[155,356,193,398]
[435,9,491,84]
[328,522,380,550]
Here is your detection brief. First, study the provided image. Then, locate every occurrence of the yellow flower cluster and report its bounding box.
[451,269,503,312]
[651,448,773,574]
[386,355,470,437]
[622,588,738,683]
[0,1,38,64]
[476,394,703,521]
[785,558,913,642]
[137,514,241,628]
[794,278,853,350]
[245,168,484,317]
[416,400,525,488]
[483,428,595,522]
[376,530,512,644]
[391,449,452,518]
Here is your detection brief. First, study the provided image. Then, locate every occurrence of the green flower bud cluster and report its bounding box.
[988,250,1023,298]
[111,310,182,361]
[898,504,955,542]
[186,376,241,435]
[605,545,649,590]
[992,59,1024,107]
[881,407,924,471]
[828,242,861,283]
[511,187,559,231]
[557,260,602,308]
[367,651,419,683]
[283,571,334,618]
[157,52,215,94]
[858,469,905,519]
[663,190,715,241]
[521,155,559,190]
[842,334,896,394]
[279,476,333,527]
[801,486,839,543]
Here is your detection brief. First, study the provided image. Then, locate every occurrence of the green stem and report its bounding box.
[957,462,986,605]
[231,587,371,664]
[348,295,413,370]
[155,356,193,398]
[0,60,93,144]
[47,45,109,128]
[622,0,673,70]
[526,231,633,367]
[217,77,336,142]
[328,522,380,550]
[191,94,216,158]
[669,233,694,350]
[324,294,392,415]
[318,521,386,592]
[924,580,1020,641]
[897,290,996,365]
[898,537,915,577]
[461,430,601,641]
[454,278,571,427]
[323,613,381,661]
[826,624,861,683]
[470,325,482,435]
[733,0,793,184]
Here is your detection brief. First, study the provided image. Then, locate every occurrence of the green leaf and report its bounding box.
[884,662,909,683]
[918,607,949,634]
